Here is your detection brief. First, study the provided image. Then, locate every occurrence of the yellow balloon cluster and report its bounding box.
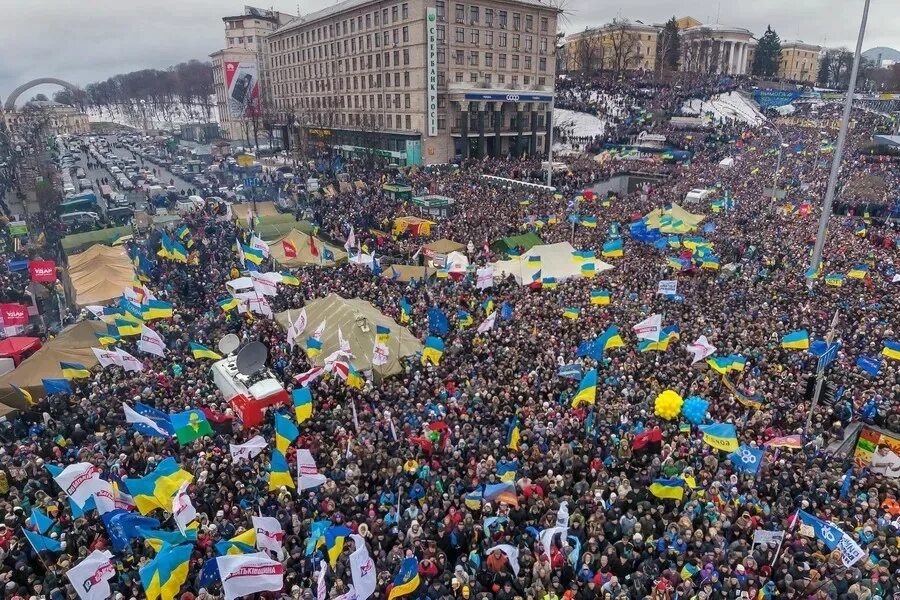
[654,389,684,420]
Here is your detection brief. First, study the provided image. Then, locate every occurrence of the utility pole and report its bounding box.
[808,0,871,278]
[546,98,555,188]
[804,309,840,442]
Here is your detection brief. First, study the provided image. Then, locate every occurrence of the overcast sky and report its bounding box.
[1,0,896,105]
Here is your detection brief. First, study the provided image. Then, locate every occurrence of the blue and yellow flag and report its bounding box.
[60,362,90,379]
[701,255,720,270]
[293,386,313,424]
[421,336,444,366]
[215,528,257,556]
[268,449,295,491]
[580,216,598,228]
[581,262,596,277]
[601,238,623,258]
[591,290,610,305]
[597,325,625,355]
[115,318,142,337]
[241,244,265,266]
[848,264,869,279]
[123,457,193,515]
[456,310,473,328]
[571,369,597,407]
[527,255,542,266]
[506,416,521,451]
[217,297,240,312]
[399,298,412,324]
[496,460,519,483]
[140,543,193,600]
[139,527,198,553]
[376,324,391,343]
[143,300,174,320]
[648,478,685,501]
[346,364,364,389]
[306,337,323,358]
[882,340,900,361]
[189,343,222,360]
[699,423,739,452]
[280,271,300,286]
[10,384,33,405]
[96,328,120,346]
[825,273,845,287]
[562,307,580,320]
[323,525,352,567]
[389,557,421,600]
[781,330,810,350]
[542,277,558,289]
[275,412,299,454]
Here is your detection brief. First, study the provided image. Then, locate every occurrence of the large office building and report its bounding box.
[266,0,560,165]
[2,101,90,137]
[778,41,822,83]
[210,6,294,142]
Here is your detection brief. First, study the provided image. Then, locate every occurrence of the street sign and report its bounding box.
[817,342,840,374]
[243,177,259,188]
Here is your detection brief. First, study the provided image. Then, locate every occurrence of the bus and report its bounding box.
[58,192,99,215]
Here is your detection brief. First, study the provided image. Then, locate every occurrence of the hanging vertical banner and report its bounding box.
[426,7,438,137]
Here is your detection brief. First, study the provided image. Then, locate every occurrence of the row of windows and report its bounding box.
[451,72,546,86]
[270,3,410,54]
[439,26,549,52]
[273,46,413,72]
[435,1,549,33]
[451,51,547,71]
[272,70,414,95]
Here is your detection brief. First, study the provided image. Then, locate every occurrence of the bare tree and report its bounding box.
[570,29,603,75]
[607,20,642,76]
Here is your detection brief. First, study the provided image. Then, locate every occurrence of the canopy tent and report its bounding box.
[0,321,108,414]
[381,264,435,283]
[491,241,614,285]
[62,226,134,255]
[446,251,470,273]
[274,293,422,376]
[0,337,42,365]
[643,202,706,234]
[268,229,347,267]
[422,238,465,255]
[490,232,543,255]
[392,216,435,237]
[62,244,136,308]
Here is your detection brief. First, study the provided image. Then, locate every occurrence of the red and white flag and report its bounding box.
[52,462,105,508]
[172,481,197,536]
[252,515,285,560]
[66,550,115,600]
[297,449,327,491]
[295,367,325,387]
[686,335,717,364]
[217,553,285,600]
[229,435,268,461]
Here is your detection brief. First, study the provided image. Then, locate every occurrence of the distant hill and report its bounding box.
[863,47,900,65]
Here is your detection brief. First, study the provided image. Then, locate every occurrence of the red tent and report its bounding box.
[0,337,42,366]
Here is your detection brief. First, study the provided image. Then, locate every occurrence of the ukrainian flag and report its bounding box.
[116,318,142,337]
[275,412,299,453]
[241,244,265,265]
[496,460,519,483]
[175,224,190,240]
[10,384,33,405]
[457,310,473,328]
[825,273,845,287]
[699,423,739,452]
[189,342,222,360]
[139,527,198,553]
[581,262,596,277]
[882,340,900,361]
[123,457,193,515]
[60,362,90,379]
[421,336,444,366]
[542,277,558,289]
[293,386,313,424]
[727,355,746,371]
[482,298,494,314]
[280,271,300,286]
[580,216,598,228]
[143,300,174,320]
[648,478,685,501]
[571,250,591,263]
[215,529,257,555]
[506,416,521,451]
[562,307,580,320]
[96,329,120,346]
[639,338,671,352]
[848,264,869,279]
[388,557,421,600]
[139,542,192,600]
[346,364,364,387]
[855,224,867,237]
[527,256,542,266]
[157,234,174,259]
[217,297,240,312]
[680,564,699,581]
[323,525,352,566]
[436,269,449,279]
[602,238,623,258]
[781,330,810,350]
[591,290,610,305]
[667,257,686,270]
[399,298,412,323]
[571,368,597,407]
[805,265,822,280]
[668,236,682,248]
[268,449,295,491]
[170,241,188,263]
[597,325,625,354]
[701,256,720,270]
[306,337,323,358]
[706,356,730,375]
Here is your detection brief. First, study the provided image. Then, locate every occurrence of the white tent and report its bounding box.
[491,241,613,285]
[446,251,469,273]
[718,157,735,168]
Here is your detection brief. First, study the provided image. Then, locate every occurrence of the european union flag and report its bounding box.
[500,302,513,320]
[728,444,763,475]
[136,403,175,436]
[427,307,449,335]
[42,378,72,395]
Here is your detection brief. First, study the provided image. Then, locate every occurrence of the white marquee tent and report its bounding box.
[491,241,613,285]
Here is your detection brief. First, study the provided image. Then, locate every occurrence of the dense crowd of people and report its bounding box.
[0,74,898,600]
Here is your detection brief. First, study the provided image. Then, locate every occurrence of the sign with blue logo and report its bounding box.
[752,90,802,108]
[243,177,260,188]
[464,92,553,103]
[558,363,583,380]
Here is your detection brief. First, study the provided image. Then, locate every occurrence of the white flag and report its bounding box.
[297,449,327,491]
[633,314,662,342]
[236,238,246,267]
[53,462,105,508]
[216,553,285,600]
[251,234,270,257]
[477,311,497,333]
[312,321,327,341]
[248,295,273,317]
[66,550,115,600]
[230,436,268,460]
[389,418,398,442]
[687,335,717,364]
[85,305,105,319]
[171,481,196,535]
[252,516,285,560]
[92,347,123,368]
[251,271,279,297]
[295,366,325,387]
[349,534,377,600]
[538,526,567,559]
[344,226,356,252]
[892,273,900,283]
[556,500,570,528]
[116,349,144,372]
[137,325,166,357]
[316,562,328,600]
[338,327,351,354]
[372,341,390,366]
[122,403,170,438]
[486,544,520,576]
[293,308,308,336]
[475,266,494,290]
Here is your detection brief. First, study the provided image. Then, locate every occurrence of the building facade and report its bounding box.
[2,101,90,137]
[266,0,559,165]
[778,41,822,83]
[565,22,659,74]
[210,6,293,141]
[679,24,754,75]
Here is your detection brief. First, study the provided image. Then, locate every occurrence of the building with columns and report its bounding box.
[778,41,822,83]
[265,0,559,165]
[679,24,754,75]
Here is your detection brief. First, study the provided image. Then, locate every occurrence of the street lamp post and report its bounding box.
[546,98,555,188]
[808,0,871,277]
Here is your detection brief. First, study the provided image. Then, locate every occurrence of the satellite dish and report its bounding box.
[235,341,268,375]
[218,334,241,356]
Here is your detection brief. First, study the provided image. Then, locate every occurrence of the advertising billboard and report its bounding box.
[224,61,260,118]
[29,260,57,283]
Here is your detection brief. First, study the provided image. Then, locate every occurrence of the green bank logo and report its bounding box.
[428,12,436,21]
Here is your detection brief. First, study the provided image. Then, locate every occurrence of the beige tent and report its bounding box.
[269,229,347,267]
[63,244,136,308]
[275,293,422,376]
[492,241,614,285]
[381,264,435,283]
[643,202,706,234]
[422,238,465,255]
[232,201,280,222]
[0,321,109,413]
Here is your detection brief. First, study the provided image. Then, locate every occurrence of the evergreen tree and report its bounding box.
[752,26,782,77]
[817,51,832,87]
[656,17,681,72]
